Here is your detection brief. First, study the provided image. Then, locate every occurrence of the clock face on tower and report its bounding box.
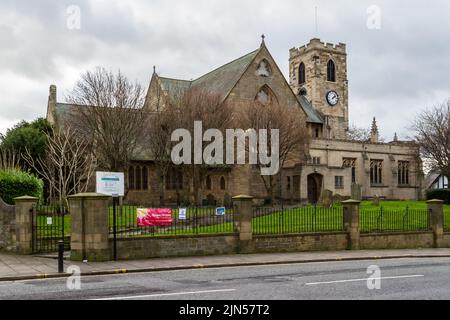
[326,91,339,106]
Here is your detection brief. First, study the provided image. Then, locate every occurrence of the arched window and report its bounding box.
[220,176,226,190]
[255,85,278,106]
[256,59,271,77]
[327,60,336,82]
[135,166,142,190]
[206,176,212,190]
[128,166,135,190]
[299,62,306,85]
[142,166,148,190]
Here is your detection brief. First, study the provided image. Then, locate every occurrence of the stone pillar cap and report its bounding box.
[427,199,445,204]
[14,195,39,201]
[232,195,254,200]
[341,199,361,205]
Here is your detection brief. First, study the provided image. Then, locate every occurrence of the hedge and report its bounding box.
[426,189,450,205]
[0,170,43,205]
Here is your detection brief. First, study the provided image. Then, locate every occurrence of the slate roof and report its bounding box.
[296,95,323,124]
[190,49,259,98]
[54,102,77,123]
[157,49,259,102]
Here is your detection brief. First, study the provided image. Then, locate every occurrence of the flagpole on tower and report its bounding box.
[315,5,319,37]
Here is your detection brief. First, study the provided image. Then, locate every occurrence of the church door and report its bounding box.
[307,174,322,204]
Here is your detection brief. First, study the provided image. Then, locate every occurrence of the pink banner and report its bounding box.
[137,208,173,227]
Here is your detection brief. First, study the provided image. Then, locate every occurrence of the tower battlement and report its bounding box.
[290,38,346,59]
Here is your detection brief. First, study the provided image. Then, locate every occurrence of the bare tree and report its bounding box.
[173,88,234,205]
[145,109,178,206]
[237,100,310,204]
[412,100,450,180]
[347,124,371,142]
[0,148,20,171]
[66,67,147,172]
[23,127,96,208]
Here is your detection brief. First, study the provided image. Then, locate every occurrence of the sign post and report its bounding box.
[96,172,125,261]
[112,194,119,261]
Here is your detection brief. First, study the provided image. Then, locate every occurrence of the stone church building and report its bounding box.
[47,37,423,205]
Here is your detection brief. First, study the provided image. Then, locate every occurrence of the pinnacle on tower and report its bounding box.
[370,117,379,143]
[393,132,398,142]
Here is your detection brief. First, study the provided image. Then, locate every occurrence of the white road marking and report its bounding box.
[92,288,237,300]
[306,274,424,286]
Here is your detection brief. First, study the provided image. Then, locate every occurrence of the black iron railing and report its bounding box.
[32,205,70,253]
[252,205,344,235]
[108,206,236,238]
[360,207,430,233]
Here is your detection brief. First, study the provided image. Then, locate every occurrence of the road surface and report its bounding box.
[1,257,450,300]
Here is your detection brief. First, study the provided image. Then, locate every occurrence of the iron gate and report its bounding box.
[31,205,70,253]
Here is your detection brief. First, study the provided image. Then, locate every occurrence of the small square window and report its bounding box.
[335,176,344,189]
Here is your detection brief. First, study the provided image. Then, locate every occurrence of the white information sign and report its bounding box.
[96,172,125,197]
[179,208,187,220]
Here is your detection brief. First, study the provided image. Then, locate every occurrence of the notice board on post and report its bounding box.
[96,172,125,197]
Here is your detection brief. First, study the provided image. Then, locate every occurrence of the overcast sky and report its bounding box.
[1,0,449,140]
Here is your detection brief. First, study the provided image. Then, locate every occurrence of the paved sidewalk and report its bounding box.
[1,248,450,281]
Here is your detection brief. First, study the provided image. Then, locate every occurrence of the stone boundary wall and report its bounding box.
[0,197,15,252]
[360,232,434,250]
[110,231,441,260]
[251,233,348,253]
[112,234,239,260]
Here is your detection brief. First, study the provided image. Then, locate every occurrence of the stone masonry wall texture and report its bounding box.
[111,230,442,260]
[0,198,15,251]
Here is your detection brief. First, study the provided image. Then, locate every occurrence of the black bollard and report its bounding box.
[58,240,64,273]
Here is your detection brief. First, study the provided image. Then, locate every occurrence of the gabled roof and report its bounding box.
[159,77,192,94]
[296,95,323,124]
[153,44,323,124]
[156,49,260,101]
[191,49,259,99]
[54,102,77,123]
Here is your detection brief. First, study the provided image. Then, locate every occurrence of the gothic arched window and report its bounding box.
[220,176,226,190]
[299,62,306,84]
[255,85,278,106]
[327,60,336,82]
[135,166,142,190]
[128,166,135,190]
[142,166,148,190]
[206,175,212,190]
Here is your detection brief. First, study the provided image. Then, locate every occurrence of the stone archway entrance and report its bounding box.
[307,174,323,204]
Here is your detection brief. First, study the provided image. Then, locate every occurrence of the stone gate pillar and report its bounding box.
[427,199,444,248]
[14,196,38,254]
[68,193,110,262]
[342,199,361,250]
[232,195,254,253]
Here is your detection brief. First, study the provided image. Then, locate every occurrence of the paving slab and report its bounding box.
[1,248,450,282]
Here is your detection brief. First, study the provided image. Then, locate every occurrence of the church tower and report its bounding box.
[289,38,349,140]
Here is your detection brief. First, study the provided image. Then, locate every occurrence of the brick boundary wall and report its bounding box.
[0,197,16,252]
